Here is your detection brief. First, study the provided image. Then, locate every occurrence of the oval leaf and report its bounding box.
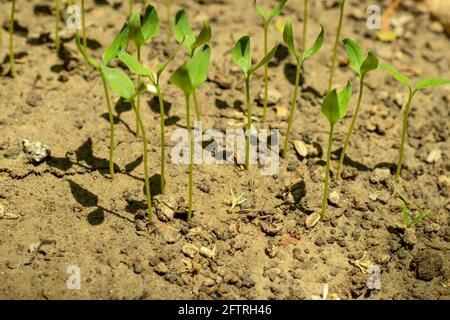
[169,63,194,95]
[343,38,365,76]
[337,80,352,120]
[101,65,135,101]
[103,24,129,66]
[416,78,450,90]
[232,35,252,76]
[250,42,279,75]
[191,21,212,53]
[141,4,159,42]
[302,25,324,62]
[268,0,288,21]
[174,9,195,50]
[283,19,298,59]
[380,63,412,88]
[187,44,211,88]
[360,51,379,77]
[128,10,144,46]
[118,50,153,79]
[321,89,340,126]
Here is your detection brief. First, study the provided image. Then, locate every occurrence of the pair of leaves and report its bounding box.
[283,19,324,63]
[253,0,288,24]
[169,45,212,95]
[128,5,159,48]
[343,38,379,78]
[232,36,278,78]
[400,199,429,228]
[321,81,352,126]
[174,9,211,55]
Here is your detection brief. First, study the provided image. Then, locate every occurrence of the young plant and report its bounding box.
[328,0,346,91]
[174,9,212,121]
[253,0,288,125]
[399,199,429,228]
[129,0,134,16]
[320,81,352,220]
[81,0,87,54]
[380,64,450,180]
[169,45,212,223]
[282,21,324,159]
[302,0,308,50]
[55,0,61,51]
[9,0,16,78]
[127,5,159,138]
[232,36,278,169]
[336,38,379,179]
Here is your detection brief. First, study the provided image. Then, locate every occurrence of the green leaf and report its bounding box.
[103,24,129,66]
[249,43,279,75]
[400,199,412,228]
[268,0,288,22]
[156,42,183,82]
[128,10,145,47]
[321,81,352,126]
[253,0,266,21]
[118,50,153,79]
[411,211,429,225]
[232,35,252,77]
[337,81,353,120]
[170,63,194,96]
[283,19,298,59]
[174,9,195,50]
[141,4,159,42]
[302,25,324,62]
[343,38,365,76]
[360,51,379,77]
[187,45,211,89]
[380,63,412,87]
[191,21,212,53]
[100,65,135,101]
[76,33,100,69]
[416,78,450,90]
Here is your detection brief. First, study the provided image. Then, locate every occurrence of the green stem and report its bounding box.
[321,124,334,220]
[186,94,193,223]
[129,0,134,16]
[328,0,346,91]
[282,61,301,159]
[193,90,201,122]
[302,0,308,50]
[100,72,115,179]
[395,89,414,181]
[156,85,166,194]
[9,0,16,78]
[135,46,142,138]
[132,100,152,221]
[55,0,60,52]
[337,76,365,180]
[245,77,252,170]
[262,23,269,125]
[81,0,87,53]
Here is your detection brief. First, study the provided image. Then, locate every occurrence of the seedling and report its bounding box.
[127,5,159,138]
[336,38,379,179]
[328,0,346,91]
[9,0,16,77]
[129,0,134,16]
[55,0,60,51]
[253,0,287,124]
[232,36,278,169]
[320,81,352,220]
[174,9,212,121]
[380,63,450,180]
[281,20,324,159]
[118,42,182,194]
[169,45,212,223]
[399,199,429,228]
[81,0,87,54]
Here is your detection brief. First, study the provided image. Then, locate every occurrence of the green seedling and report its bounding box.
[399,199,429,228]
[129,0,134,16]
[174,9,212,121]
[302,0,308,50]
[336,38,379,179]
[55,0,60,51]
[328,0,346,91]
[253,0,288,124]
[9,0,16,78]
[232,36,278,169]
[282,21,324,159]
[118,43,182,194]
[127,5,159,138]
[320,81,352,220]
[75,24,129,179]
[169,45,212,224]
[81,0,87,53]
[380,64,450,180]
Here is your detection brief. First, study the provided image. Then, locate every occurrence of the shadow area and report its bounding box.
[331,148,371,173]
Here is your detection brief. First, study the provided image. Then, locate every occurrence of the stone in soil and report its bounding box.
[21,139,51,164]
[410,250,443,281]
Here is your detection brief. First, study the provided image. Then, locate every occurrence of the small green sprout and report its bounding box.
[129,0,134,17]
[169,45,212,224]
[399,199,429,228]
[232,36,278,169]
[127,5,159,138]
[328,0,346,91]
[9,0,16,78]
[302,0,308,50]
[380,63,450,180]
[282,21,324,159]
[336,38,379,179]
[253,0,288,124]
[174,9,212,121]
[320,81,352,220]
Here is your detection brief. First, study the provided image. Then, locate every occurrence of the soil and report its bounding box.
[0,0,449,300]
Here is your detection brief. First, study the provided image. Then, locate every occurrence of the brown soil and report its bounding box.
[0,0,449,300]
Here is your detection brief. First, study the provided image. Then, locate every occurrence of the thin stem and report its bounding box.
[100,72,116,179]
[81,0,87,53]
[129,0,134,16]
[55,0,60,52]
[193,90,201,121]
[262,23,269,125]
[156,85,166,194]
[135,46,142,138]
[321,124,334,220]
[282,61,302,159]
[328,0,346,91]
[395,89,414,181]
[245,77,252,170]
[166,0,172,42]
[9,0,16,78]
[302,0,308,50]
[337,76,365,180]
[132,100,152,221]
[186,94,193,223]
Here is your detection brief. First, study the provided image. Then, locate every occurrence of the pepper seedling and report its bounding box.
[399,199,429,229]
[282,20,324,159]
[380,63,450,180]
[336,38,379,179]
[9,0,16,77]
[174,9,212,121]
[320,81,352,220]
[328,0,346,91]
[253,0,288,124]
[232,36,278,169]
[118,42,182,194]
[169,45,212,224]
[127,5,159,138]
